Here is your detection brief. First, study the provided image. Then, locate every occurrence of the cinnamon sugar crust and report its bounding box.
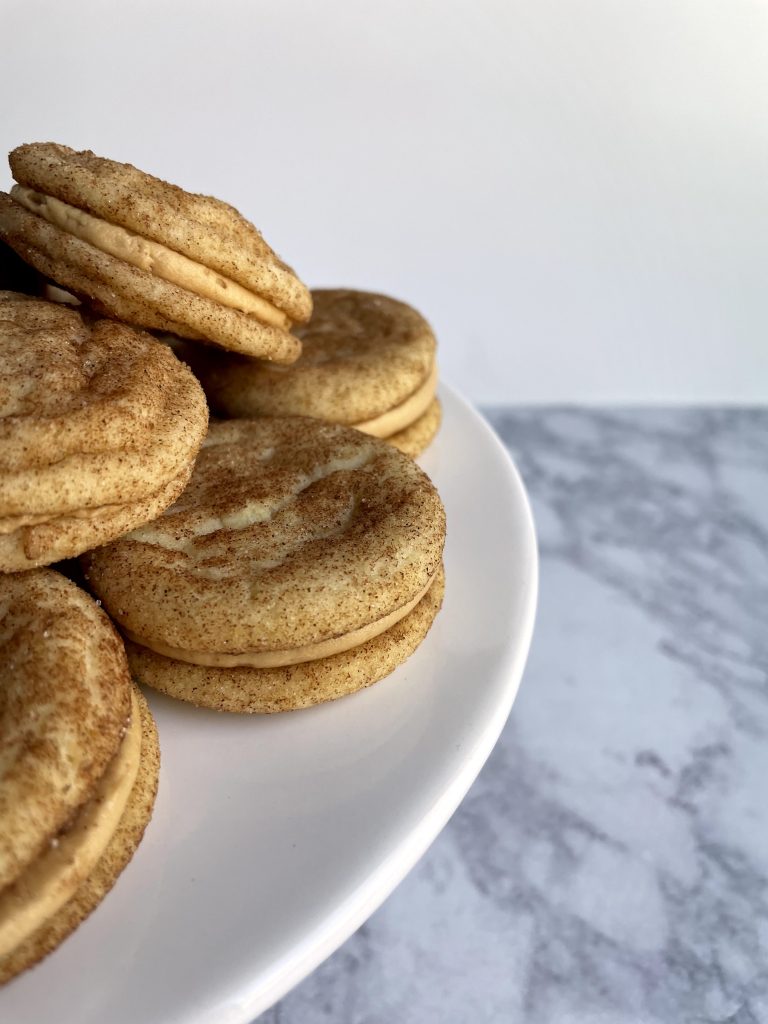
[84,417,446,655]
[0,293,208,570]
[0,142,312,359]
[9,143,311,321]
[0,197,302,362]
[189,289,436,422]
[0,463,194,573]
[127,565,445,712]
[0,570,131,893]
[0,682,159,984]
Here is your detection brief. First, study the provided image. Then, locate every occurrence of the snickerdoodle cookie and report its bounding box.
[0,292,208,571]
[0,143,311,362]
[84,417,446,712]
[0,569,159,984]
[186,289,441,456]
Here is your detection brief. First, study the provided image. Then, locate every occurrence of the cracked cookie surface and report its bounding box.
[84,417,445,656]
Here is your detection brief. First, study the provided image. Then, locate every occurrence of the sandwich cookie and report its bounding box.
[0,292,208,571]
[83,417,446,712]
[0,569,159,984]
[0,143,312,362]
[186,289,442,457]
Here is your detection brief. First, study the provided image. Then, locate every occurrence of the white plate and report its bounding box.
[1,384,538,1024]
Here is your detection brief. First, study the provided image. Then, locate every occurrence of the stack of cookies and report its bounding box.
[0,142,446,981]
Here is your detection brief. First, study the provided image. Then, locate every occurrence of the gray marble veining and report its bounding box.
[260,409,768,1024]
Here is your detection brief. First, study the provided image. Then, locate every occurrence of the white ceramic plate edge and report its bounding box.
[0,384,538,1024]
[228,387,539,1022]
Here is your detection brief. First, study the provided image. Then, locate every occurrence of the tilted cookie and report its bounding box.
[0,292,208,571]
[84,417,446,712]
[0,569,159,984]
[184,289,442,457]
[0,143,311,361]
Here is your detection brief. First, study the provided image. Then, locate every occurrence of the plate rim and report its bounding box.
[0,381,538,1024]
[231,382,539,1019]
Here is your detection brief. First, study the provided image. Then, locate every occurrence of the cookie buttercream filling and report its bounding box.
[122,574,437,668]
[352,362,438,438]
[0,688,142,958]
[10,185,291,329]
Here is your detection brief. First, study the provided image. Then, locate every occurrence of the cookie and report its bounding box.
[125,564,444,712]
[184,289,441,456]
[0,570,159,983]
[0,292,208,571]
[0,143,312,362]
[83,417,446,712]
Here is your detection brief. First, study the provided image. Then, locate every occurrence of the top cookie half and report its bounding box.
[84,417,446,660]
[0,143,311,362]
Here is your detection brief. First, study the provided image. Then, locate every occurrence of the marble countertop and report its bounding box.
[260,408,767,1024]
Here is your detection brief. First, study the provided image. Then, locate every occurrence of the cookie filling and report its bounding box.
[122,573,437,668]
[10,185,291,329]
[0,688,142,958]
[353,362,438,438]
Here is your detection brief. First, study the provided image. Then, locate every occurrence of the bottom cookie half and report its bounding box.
[0,464,193,573]
[387,397,442,458]
[127,565,446,713]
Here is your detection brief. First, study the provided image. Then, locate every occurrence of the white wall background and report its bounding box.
[2,0,766,404]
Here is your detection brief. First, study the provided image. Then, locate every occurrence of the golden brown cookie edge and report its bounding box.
[127,565,445,713]
[387,397,442,458]
[0,194,302,363]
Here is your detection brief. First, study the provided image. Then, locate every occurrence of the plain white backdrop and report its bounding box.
[2,0,766,404]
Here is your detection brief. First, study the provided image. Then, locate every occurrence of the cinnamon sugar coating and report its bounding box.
[9,143,311,322]
[0,570,131,892]
[127,565,445,712]
[189,289,436,422]
[0,293,208,570]
[388,397,442,457]
[84,417,446,654]
[0,682,159,984]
